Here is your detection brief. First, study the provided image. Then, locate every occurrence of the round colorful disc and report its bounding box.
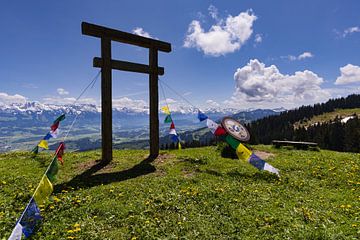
[221,117,250,142]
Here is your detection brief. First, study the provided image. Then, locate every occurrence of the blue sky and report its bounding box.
[0,0,360,110]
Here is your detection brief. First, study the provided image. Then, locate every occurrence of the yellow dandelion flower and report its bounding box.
[73,223,80,228]
[67,230,74,233]
[145,220,150,224]
[67,237,76,239]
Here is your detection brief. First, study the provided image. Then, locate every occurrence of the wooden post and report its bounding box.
[149,48,159,158]
[101,38,112,163]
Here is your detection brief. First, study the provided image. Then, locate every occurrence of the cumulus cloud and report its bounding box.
[57,88,69,95]
[0,92,27,105]
[226,59,330,109]
[184,8,257,56]
[335,64,360,85]
[342,26,360,37]
[132,27,152,38]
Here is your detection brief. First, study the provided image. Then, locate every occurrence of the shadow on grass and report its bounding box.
[53,155,156,193]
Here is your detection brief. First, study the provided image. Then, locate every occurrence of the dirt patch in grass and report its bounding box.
[154,153,175,165]
[253,150,274,160]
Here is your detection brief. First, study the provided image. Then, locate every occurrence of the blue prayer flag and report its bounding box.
[197,111,208,122]
[19,198,42,238]
[43,133,52,141]
[248,154,266,170]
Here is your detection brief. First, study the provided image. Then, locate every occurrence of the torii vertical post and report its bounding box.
[82,22,171,163]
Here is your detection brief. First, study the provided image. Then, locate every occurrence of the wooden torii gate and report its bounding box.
[81,22,171,163]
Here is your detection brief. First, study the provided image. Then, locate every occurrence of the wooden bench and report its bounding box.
[272,140,318,150]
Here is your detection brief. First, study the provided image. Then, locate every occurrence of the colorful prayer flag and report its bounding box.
[161,106,171,115]
[164,115,172,123]
[8,222,23,240]
[206,119,218,134]
[178,142,182,150]
[214,126,226,136]
[43,132,52,141]
[50,122,59,132]
[197,110,208,122]
[19,198,42,238]
[46,157,59,183]
[236,143,252,161]
[50,129,59,138]
[206,119,227,136]
[225,135,240,150]
[38,140,49,150]
[53,114,66,124]
[55,142,65,165]
[31,146,39,155]
[248,154,280,176]
[34,176,53,205]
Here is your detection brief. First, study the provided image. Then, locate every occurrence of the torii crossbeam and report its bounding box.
[82,22,171,163]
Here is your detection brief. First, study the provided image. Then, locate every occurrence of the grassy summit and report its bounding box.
[0,146,359,239]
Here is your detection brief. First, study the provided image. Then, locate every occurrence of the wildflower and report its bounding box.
[67,230,74,233]
[73,223,80,228]
[67,237,76,239]
[145,220,150,224]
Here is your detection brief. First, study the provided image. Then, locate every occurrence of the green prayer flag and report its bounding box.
[31,146,39,155]
[164,115,172,123]
[53,114,66,124]
[225,135,241,150]
[46,157,59,183]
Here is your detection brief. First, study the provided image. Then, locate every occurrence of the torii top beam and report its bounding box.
[81,22,171,52]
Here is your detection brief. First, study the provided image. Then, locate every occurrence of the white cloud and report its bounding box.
[226,59,330,109]
[43,97,97,105]
[57,88,69,95]
[282,51,314,61]
[208,5,219,20]
[132,27,152,38]
[342,26,360,37]
[298,51,314,60]
[112,97,148,112]
[335,64,360,85]
[184,8,257,56]
[254,34,262,43]
[206,99,220,108]
[0,92,27,105]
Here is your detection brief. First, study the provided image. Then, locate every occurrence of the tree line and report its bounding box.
[246,94,360,152]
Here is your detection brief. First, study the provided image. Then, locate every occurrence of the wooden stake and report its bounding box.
[149,48,159,158]
[101,37,112,163]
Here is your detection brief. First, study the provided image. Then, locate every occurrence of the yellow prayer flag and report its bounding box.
[178,142,182,150]
[161,106,171,115]
[34,175,53,205]
[236,144,252,161]
[38,140,49,150]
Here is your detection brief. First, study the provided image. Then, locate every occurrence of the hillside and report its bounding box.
[1,146,359,239]
[294,108,360,129]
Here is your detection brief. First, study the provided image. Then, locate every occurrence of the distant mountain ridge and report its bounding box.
[0,101,283,152]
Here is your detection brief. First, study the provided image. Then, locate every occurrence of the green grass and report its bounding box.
[0,146,359,239]
[294,108,360,129]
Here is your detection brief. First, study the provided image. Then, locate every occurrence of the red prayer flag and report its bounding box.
[214,126,227,136]
[55,142,65,165]
[51,122,60,131]
[170,121,175,129]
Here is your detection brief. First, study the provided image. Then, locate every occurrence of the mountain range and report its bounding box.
[0,101,284,152]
